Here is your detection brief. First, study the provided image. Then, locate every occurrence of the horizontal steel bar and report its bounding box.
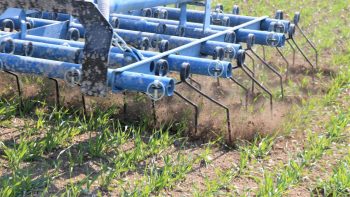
[10,37,233,78]
[114,29,242,58]
[23,17,284,47]
[115,16,267,72]
[0,52,175,95]
[0,52,79,79]
[71,17,283,47]
[151,7,291,33]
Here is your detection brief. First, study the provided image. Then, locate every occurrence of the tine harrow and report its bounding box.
[0,0,317,142]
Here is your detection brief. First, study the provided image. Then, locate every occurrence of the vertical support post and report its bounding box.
[203,0,211,31]
[179,3,187,27]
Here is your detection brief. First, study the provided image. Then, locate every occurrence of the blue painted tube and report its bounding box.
[114,16,267,73]
[117,17,284,46]
[111,50,232,78]
[39,12,71,21]
[0,53,80,79]
[25,17,226,44]
[12,37,232,78]
[56,13,71,21]
[117,17,221,40]
[26,21,69,39]
[152,7,290,33]
[12,39,81,63]
[113,14,249,34]
[109,0,193,13]
[135,51,233,78]
[110,71,175,96]
[27,17,60,29]
[168,55,232,78]
[13,39,125,67]
[25,18,84,38]
[0,53,175,96]
[15,36,232,78]
[115,29,241,58]
[24,35,83,48]
[236,29,285,47]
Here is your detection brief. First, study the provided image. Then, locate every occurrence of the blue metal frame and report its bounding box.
[0,0,291,99]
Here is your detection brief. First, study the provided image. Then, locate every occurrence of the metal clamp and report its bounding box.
[64,68,82,87]
[0,38,15,54]
[147,80,166,101]
[1,19,15,32]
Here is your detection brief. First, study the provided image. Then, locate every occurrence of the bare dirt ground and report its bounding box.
[0,47,335,196]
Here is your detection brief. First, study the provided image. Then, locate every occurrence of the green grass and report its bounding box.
[257,109,350,196]
[253,69,350,196]
[314,154,350,196]
[191,134,276,196]
[1,0,350,196]
[195,27,350,195]
[122,153,197,196]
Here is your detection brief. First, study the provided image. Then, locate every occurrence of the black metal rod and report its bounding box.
[245,52,256,93]
[230,77,248,110]
[296,24,318,68]
[123,91,127,121]
[81,94,87,117]
[77,84,88,117]
[290,38,316,81]
[48,78,60,108]
[275,47,290,80]
[241,63,273,114]
[290,38,315,70]
[249,49,284,98]
[262,45,266,61]
[216,77,220,86]
[4,71,23,111]
[286,39,296,68]
[174,90,198,135]
[152,100,157,125]
[188,76,202,90]
[184,80,232,143]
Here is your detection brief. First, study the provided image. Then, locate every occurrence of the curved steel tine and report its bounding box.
[286,39,296,68]
[81,94,87,117]
[77,84,88,117]
[275,47,290,80]
[245,52,256,93]
[249,49,284,99]
[184,80,232,143]
[152,100,157,125]
[4,71,23,111]
[123,91,127,121]
[174,90,199,135]
[230,77,248,110]
[140,91,157,125]
[48,78,60,108]
[291,37,316,81]
[188,76,202,90]
[296,24,318,68]
[241,63,273,114]
[262,46,266,61]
